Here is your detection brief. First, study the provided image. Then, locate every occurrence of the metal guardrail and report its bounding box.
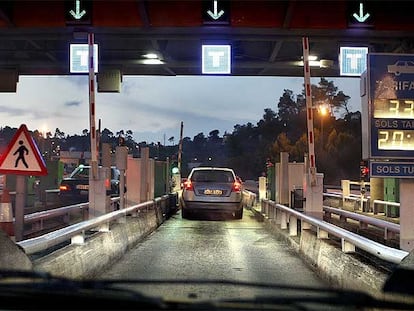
[325,192,369,202]
[323,206,400,240]
[260,199,408,264]
[17,195,172,255]
[324,191,400,217]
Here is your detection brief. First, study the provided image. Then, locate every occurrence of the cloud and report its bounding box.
[0,105,26,116]
[65,100,82,107]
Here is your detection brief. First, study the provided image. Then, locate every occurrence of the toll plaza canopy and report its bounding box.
[1,0,414,82]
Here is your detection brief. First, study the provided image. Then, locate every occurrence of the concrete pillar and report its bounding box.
[101,143,112,167]
[140,147,150,202]
[400,179,414,251]
[89,167,111,218]
[341,179,350,207]
[369,177,384,214]
[259,176,267,201]
[279,152,289,205]
[304,172,324,219]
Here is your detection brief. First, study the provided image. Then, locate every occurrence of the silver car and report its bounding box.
[180,167,243,219]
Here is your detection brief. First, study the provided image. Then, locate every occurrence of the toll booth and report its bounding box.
[266,165,275,201]
[154,160,168,197]
[384,178,400,217]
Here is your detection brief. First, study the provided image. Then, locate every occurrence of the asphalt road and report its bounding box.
[97,208,329,302]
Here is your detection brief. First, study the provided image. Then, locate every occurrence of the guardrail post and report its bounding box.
[281,211,287,229]
[341,238,355,253]
[341,180,350,208]
[289,216,297,236]
[317,227,328,239]
[71,232,85,244]
[275,207,282,225]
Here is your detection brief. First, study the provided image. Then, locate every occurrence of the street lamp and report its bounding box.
[318,104,328,148]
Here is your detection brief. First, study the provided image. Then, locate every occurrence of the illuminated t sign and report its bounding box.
[70,43,98,73]
[202,45,231,74]
[339,46,368,76]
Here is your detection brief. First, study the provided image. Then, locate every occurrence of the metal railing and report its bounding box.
[22,198,121,236]
[324,191,400,217]
[323,206,400,240]
[17,195,173,255]
[260,199,408,264]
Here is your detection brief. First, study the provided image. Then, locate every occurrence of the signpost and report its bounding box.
[366,53,414,162]
[0,124,48,241]
[363,53,414,251]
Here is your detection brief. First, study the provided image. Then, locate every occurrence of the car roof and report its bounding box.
[190,167,235,172]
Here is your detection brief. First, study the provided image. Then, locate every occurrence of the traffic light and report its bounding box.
[360,160,369,181]
[171,161,179,174]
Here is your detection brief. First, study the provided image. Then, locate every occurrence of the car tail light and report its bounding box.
[232,181,242,192]
[183,179,193,191]
[59,184,70,191]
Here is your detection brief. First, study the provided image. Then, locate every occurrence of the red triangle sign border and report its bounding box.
[0,124,48,176]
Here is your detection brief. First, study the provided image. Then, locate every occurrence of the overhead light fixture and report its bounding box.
[301,55,318,61]
[143,53,159,59]
[297,59,333,68]
[141,59,164,65]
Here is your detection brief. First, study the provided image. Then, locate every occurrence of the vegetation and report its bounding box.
[0,78,361,185]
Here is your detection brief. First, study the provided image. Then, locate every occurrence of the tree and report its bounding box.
[312,77,351,116]
[54,128,65,139]
[277,89,303,125]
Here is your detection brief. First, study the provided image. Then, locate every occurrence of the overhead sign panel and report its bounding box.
[347,2,374,28]
[64,0,92,25]
[70,44,98,73]
[202,0,230,25]
[339,46,368,76]
[370,161,414,178]
[0,124,47,176]
[202,45,231,74]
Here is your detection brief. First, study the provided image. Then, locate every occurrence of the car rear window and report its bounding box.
[70,166,119,179]
[70,167,89,179]
[191,170,234,183]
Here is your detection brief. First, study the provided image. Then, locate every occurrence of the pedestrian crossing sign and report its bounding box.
[0,124,47,176]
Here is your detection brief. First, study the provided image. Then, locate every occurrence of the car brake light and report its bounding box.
[59,185,70,191]
[232,181,242,192]
[183,179,193,191]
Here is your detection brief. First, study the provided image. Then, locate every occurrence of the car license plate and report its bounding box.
[76,185,89,190]
[204,189,222,195]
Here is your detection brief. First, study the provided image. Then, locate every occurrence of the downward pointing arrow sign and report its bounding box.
[70,0,86,20]
[207,0,224,20]
[353,2,370,22]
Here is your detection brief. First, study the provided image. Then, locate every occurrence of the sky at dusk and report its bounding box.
[0,75,360,144]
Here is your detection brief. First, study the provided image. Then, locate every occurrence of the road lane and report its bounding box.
[98,208,329,301]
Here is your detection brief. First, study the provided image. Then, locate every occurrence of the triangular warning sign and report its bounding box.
[0,124,48,176]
